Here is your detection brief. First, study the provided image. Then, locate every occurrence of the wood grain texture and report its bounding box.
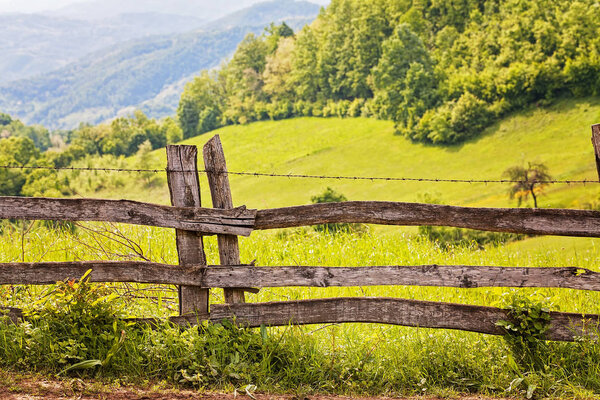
[161,298,600,342]
[592,124,600,180]
[167,145,208,315]
[3,263,600,292]
[203,135,245,304]
[7,298,598,341]
[0,196,255,236]
[192,264,600,291]
[255,201,600,237]
[3,199,600,238]
[0,261,199,285]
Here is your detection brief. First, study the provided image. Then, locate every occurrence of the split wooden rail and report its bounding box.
[3,127,600,342]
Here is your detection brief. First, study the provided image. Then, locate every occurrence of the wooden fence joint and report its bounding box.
[166,145,209,315]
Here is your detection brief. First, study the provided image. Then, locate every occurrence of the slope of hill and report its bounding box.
[47,0,263,21]
[0,1,320,129]
[0,13,205,83]
[0,27,256,129]
[80,97,600,213]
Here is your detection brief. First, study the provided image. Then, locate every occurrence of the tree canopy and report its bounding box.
[178,0,600,144]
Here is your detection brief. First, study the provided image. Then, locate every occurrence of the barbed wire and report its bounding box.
[0,164,597,185]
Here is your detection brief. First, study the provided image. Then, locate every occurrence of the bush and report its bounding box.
[267,100,292,120]
[347,98,365,117]
[496,292,552,371]
[311,187,363,233]
[412,93,494,144]
[17,271,128,372]
[418,225,524,249]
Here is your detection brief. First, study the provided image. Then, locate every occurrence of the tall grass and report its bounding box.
[1,222,600,397]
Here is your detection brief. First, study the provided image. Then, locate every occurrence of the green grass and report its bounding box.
[1,223,600,397]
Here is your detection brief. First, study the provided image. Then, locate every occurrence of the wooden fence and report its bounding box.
[3,127,600,342]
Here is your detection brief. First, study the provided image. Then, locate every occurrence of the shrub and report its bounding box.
[496,292,552,371]
[310,187,363,233]
[18,271,128,373]
[418,225,523,249]
[412,93,494,144]
[267,100,292,120]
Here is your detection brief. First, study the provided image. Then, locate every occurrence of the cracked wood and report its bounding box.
[0,196,255,236]
[167,145,208,315]
[3,262,600,292]
[204,135,246,303]
[162,298,600,342]
[255,201,600,237]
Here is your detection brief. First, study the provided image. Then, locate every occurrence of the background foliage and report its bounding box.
[179,0,600,144]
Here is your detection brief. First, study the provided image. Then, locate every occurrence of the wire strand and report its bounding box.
[0,164,596,184]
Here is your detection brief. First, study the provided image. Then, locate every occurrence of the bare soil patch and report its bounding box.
[0,370,505,400]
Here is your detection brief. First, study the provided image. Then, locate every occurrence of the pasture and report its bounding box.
[2,97,600,397]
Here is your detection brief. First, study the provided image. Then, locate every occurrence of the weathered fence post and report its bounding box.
[166,145,209,315]
[203,135,246,304]
[592,124,600,180]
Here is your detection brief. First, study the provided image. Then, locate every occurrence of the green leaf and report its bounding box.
[58,359,101,375]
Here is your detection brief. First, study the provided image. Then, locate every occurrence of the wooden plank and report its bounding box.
[4,198,600,238]
[0,196,255,236]
[203,135,246,304]
[8,298,599,342]
[167,145,208,315]
[255,201,600,237]
[194,264,600,292]
[158,298,600,342]
[0,261,197,285]
[3,263,600,292]
[592,124,600,180]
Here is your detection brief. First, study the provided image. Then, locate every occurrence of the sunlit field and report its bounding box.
[2,222,600,397]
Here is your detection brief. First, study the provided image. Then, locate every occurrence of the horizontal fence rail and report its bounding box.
[4,197,600,238]
[5,298,598,342]
[0,196,255,236]
[2,261,600,292]
[146,298,599,342]
[255,201,600,237]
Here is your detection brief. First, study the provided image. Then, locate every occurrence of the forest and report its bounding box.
[178,0,600,144]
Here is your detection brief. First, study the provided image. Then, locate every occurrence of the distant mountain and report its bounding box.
[0,28,255,129]
[0,12,205,83]
[205,0,322,30]
[47,0,261,21]
[0,0,320,129]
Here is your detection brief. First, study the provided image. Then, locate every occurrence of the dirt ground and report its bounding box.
[0,371,505,400]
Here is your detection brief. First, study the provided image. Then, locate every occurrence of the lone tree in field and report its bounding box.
[503,162,551,208]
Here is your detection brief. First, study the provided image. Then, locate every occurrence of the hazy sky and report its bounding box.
[0,0,329,13]
[0,0,85,13]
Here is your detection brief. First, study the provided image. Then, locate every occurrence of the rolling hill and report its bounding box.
[0,0,321,129]
[0,12,205,83]
[78,97,600,213]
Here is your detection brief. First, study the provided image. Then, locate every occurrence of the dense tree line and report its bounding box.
[178,0,600,144]
[0,110,182,196]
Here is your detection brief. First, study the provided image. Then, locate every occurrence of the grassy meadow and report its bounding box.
[1,223,600,397]
[75,96,600,211]
[2,98,600,396]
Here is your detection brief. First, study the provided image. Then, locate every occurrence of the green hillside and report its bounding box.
[95,97,600,214]
[0,2,319,129]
